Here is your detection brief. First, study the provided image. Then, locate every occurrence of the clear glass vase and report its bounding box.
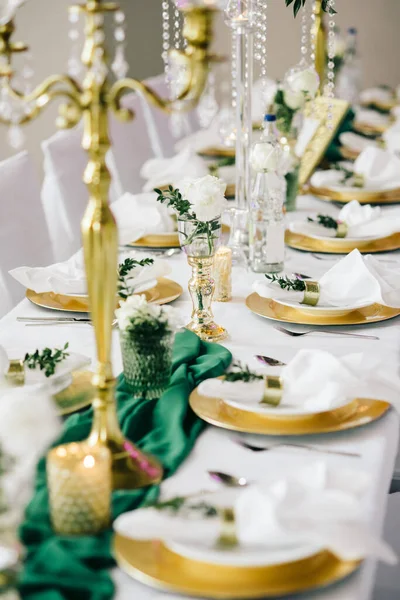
[178,217,227,342]
[120,330,175,399]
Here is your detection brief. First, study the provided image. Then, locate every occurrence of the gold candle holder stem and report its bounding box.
[313,0,326,93]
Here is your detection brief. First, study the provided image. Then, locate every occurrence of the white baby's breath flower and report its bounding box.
[250,142,281,173]
[180,175,226,222]
[286,67,320,99]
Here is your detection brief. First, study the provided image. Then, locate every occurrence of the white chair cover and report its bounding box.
[144,74,200,157]
[0,151,53,315]
[109,92,160,195]
[41,126,123,262]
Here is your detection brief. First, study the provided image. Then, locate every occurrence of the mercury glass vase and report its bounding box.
[120,330,175,399]
[178,217,227,342]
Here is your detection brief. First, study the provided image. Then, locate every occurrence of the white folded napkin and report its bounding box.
[253,249,400,308]
[140,147,209,193]
[299,200,400,239]
[114,461,396,565]
[354,147,400,189]
[111,192,176,245]
[310,169,344,189]
[0,344,90,390]
[355,108,391,129]
[175,120,222,153]
[295,118,320,158]
[9,250,171,295]
[235,461,396,564]
[360,87,394,105]
[198,348,400,413]
[339,131,378,154]
[383,122,400,154]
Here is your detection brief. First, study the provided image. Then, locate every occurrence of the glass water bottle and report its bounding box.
[249,114,285,274]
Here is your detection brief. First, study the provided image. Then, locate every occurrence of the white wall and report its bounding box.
[0,0,399,170]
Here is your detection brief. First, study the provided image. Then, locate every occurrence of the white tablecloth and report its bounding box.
[1,194,399,599]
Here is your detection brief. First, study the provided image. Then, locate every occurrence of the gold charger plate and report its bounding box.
[245,293,400,326]
[189,384,390,436]
[130,233,180,249]
[285,229,400,254]
[198,146,235,159]
[308,184,400,204]
[353,121,388,136]
[114,535,361,599]
[360,100,396,112]
[340,146,360,161]
[26,278,183,313]
[54,370,94,416]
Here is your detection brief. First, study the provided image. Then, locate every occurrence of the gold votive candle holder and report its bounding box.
[47,442,111,535]
[213,246,232,302]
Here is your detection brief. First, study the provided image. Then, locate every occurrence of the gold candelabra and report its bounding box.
[313,0,326,92]
[0,0,216,490]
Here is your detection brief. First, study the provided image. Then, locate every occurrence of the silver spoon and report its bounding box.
[275,325,379,340]
[208,471,249,488]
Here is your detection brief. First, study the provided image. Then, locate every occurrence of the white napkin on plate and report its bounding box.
[140,146,209,193]
[235,461,396,564]
[383,122,400,154]
[112,192,176,245]
[360,87,394,105]
[0,343,90,390]
[114,461,396,564]
[339,132,378,154]
[300,200,400,239]
[355,108,391,129]
[253,249,400,308]
[354,147,400,189]
[198,349,400,413]
[310,169,344,189]
[9,250,171,295]
[175,121,222,153]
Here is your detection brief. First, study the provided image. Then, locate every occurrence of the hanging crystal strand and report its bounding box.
[310,0,317,66]
[161,0,170,83]
[91,14,108,85]
[300,4,308,61]
[67,10,83,79]
[169,2,190,138]
[254,0,268,118]
[325,0,336,129]
[196,70,218,129]
[112,10,129,78]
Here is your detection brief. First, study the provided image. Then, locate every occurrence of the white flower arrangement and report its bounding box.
[116,294,183,336]
[274,65,320,136]
[179,175,226,223]
[250,142,282,173]
[286,66,320,99]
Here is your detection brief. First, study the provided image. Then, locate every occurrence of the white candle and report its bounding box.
[47,442,111,535]
[213,246,232,302]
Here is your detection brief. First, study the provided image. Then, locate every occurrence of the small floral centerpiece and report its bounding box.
[155,175,227,343]
[115,294,182,399]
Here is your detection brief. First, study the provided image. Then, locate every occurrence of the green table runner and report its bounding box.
[18,329,232,600]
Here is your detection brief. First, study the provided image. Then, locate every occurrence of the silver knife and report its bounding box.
[17,317,91,323]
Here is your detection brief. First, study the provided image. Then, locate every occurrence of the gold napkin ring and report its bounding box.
[335,222,348,238]
[5,359,25,386]
[217,507,238,548]
[260,376,283,406]
[301,281,320,306]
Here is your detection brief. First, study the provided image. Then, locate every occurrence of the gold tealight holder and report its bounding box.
[47,442,111,535]
[213,246,232,303]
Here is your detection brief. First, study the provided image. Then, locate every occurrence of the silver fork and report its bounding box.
[236,440,360,458]
[274,325,379,340]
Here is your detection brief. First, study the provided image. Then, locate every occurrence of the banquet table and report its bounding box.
[1,193,400,599]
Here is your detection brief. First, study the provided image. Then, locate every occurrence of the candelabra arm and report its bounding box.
[2,74,84,128]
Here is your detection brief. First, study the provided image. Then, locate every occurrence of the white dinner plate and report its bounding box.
[289,221,380,242]
[223,393,355,417]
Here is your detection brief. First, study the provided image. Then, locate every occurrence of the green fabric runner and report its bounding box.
[18,329,232,600]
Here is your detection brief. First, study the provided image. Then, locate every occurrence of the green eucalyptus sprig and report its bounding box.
[118,257,154,300]
[332,164,365,188]
[225,360,263,383]
[24,343,69,377]
[154,186,221,255]
[265,274,306,292]
[154,496,217,517]
[285,0,334,17]
[274,89,297,135]
[308,214,339,230]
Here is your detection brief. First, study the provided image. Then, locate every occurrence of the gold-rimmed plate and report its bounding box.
[360,100,396,112]
[198,146,235,159]
[189,383,390,436]
[308,184,400,204]
[130,233,180,249]
[340,145,360,161]
[245,293,400,326]
[353,122,389,136]
[54,370,94,416]
[114,535,361,599]
[285,229,400,254]
[26,278,183,313]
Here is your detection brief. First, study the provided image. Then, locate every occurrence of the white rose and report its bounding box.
[286,67,320,99]
[180,175,226,222]
[333,36,346,58]
[283,85,305,111]
[250,142,281,173]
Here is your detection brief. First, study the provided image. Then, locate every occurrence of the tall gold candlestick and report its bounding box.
[0,1,217,489]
